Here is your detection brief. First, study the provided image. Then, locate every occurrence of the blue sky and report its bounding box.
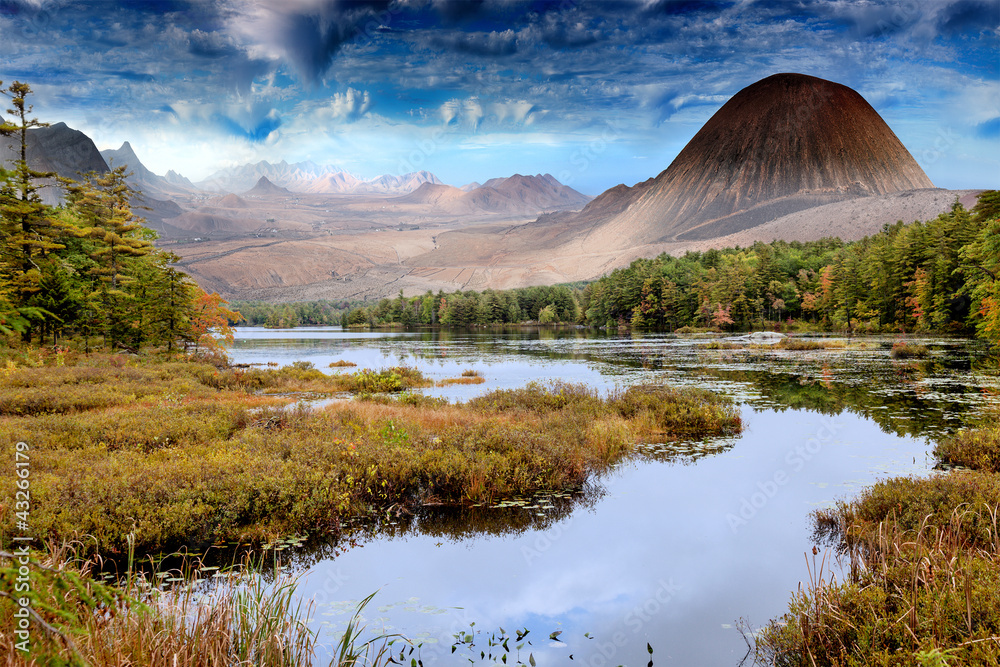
[1,0,997,194]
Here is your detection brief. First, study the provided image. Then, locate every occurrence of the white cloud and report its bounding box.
[439,97,542,129]
[319,87,373,122]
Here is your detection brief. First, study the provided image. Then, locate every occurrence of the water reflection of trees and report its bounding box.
[703,363,979,439]
[256,484,603,573]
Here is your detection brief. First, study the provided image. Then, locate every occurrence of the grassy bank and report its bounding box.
[757,404,1000,665]
[0,354,740,556]
[0,541,394,666]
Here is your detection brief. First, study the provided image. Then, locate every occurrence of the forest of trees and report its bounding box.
[232,300,353,328]
[338,284,582,329]
[327,192,999,342]
[0,81,234,352]
[582,193,999,340]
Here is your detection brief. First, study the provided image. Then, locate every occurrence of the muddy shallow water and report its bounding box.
[226,328,997,665]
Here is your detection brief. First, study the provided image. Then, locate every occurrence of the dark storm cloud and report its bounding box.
[641,0,735,16]
[188,29,240,58]
[430,0,486,23]
[231,0,393,83]
[939,0,999,35]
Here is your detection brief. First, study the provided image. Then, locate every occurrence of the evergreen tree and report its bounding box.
[0,82,68,339]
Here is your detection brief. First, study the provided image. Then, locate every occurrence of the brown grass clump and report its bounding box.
[935,422,1000,472]
[890,341,931,359]
[437,376,486,386]
[461,369,482,377]
[329,360,357,368]
[704,340,741,350]
[777,338,826,351]
[933,403,1000,473]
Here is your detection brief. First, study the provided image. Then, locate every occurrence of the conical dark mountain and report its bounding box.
[555,73,935,248]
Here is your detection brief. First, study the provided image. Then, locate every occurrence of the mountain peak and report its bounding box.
[244,174,292,195]
[578,72,935,246]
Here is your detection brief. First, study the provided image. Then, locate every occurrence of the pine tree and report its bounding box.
[0,82,68,339]
[63,167,156,349]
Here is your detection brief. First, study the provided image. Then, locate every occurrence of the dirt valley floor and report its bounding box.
[158,188,981,302]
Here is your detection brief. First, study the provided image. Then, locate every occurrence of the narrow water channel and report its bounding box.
[226,328,997,665]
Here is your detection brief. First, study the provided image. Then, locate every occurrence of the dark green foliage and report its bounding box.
[580,199,995,338]
[232,299,351,327]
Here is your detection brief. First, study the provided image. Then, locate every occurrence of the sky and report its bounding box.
[1,0,998,195]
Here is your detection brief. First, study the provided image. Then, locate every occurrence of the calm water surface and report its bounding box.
[227,327,998,665]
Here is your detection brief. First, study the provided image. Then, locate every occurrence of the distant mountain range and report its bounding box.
[198,159,344,193]
[3,125,590,217]
[198,160,444,195]
[396,173,591,214]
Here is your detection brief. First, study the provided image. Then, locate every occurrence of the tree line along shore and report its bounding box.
[240,191,999,345]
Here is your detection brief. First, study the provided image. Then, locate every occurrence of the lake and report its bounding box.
[226,327,998,666]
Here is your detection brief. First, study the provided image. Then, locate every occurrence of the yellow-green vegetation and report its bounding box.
[758,405,1000,666]
[704,340,741,349]
[0,356,740,557]
[890,341,931,359]
[335,366,432,394]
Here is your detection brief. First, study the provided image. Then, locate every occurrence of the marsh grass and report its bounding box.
[777,338,831,351]
[437,376,486,386]
[331,591,407,667]
[891,341,931,359]
[704,340,741,350]
[0,359,739,556]
[338,367,432,394]
[329,360,357,368]
[0,540,401,666]
[758,407,1000,666]
[934,407,1000,472]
